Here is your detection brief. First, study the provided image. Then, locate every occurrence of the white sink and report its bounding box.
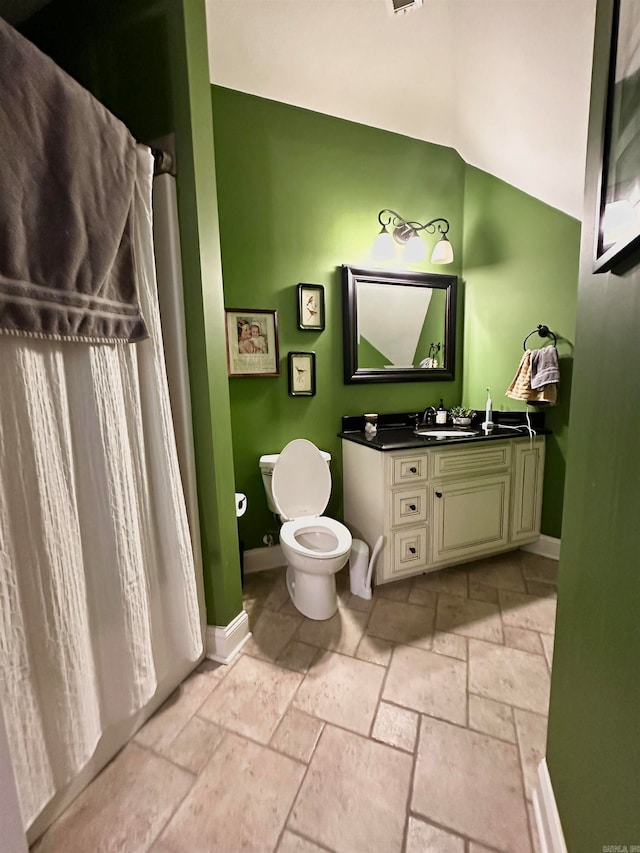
[413,428,477,438]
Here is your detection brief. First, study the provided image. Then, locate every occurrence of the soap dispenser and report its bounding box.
[436,399,448,425]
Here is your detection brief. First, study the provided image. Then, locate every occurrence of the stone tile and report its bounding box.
[514,708,548,800]
[469,694,516,743]
[276,640,318,673]
[158,733,304,852]
[432,631,468,661]
[194,657,229,680]
[413,715,531,853]
[405,816,465,853]
[376,577,414,602]
[199,654,303,743]
[499,590,557,636]
[244,598,263,621]
[468,639,551,715]
[436,594,504,644]
[295,606,369,656]
[34,743,194,853]
[278,595,303,616]
[411,566,469,597]
[371,702,419,752]
[407,583,438,608]
[271,708,324,763]
[520,554,559,584]
[290,725,412,853]
[504,625,544,655]
[468,580,500,603]
[540,633,555,670]
[278,831,328,852]
[261,569,292,611]
[383,645,467,725]
[161,716,225,773]
[525,580,558,598]
[134,668,218,752]
[468,554,527,592]
[354,634,394,667]
[293,651,385,735]
[243,609,303,662]
[345,592,376,612]
[469,844,501,853]
[366,598,435,649]
[242,568,281,603]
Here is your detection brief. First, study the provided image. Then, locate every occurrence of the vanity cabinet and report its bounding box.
[342,436,545,584]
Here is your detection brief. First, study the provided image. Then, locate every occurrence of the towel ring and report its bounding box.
[523,324,557,351]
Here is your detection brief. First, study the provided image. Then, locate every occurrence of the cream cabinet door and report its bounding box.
[511,439,545,542]
[430,474,511,565]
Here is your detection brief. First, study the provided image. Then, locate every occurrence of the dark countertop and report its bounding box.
[339,424,549,451]
[338,410,550,452]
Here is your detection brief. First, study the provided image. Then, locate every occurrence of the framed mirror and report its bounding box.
[341,265,457,384]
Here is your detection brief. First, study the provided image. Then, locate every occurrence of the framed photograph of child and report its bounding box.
[288,351,316,396]
[297,284,325,331]
[225,309,279,377]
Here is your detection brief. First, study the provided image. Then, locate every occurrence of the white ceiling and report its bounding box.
[206,0,596,220]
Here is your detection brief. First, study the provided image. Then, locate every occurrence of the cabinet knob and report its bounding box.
[409,466,417,473]
[408,546,416,554]
[435,491,443,498]
[408,504,416,511]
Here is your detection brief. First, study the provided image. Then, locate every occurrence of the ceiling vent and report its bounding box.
[386,0,423,17]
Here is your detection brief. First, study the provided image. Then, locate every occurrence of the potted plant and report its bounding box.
[450,406,475,426]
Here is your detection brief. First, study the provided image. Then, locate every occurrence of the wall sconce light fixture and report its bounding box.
[372,208,454,264]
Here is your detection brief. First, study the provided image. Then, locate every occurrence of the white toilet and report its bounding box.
[259,439,352,620]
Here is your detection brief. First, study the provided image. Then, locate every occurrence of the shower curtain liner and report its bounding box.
[0,147,203,828]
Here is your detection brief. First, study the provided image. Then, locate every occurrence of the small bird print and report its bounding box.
[295,365,307,385]
[305,295,318,321]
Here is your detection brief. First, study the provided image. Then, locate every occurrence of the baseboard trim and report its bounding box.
[205,610,251,665]
[533,759,568,853]
[244,544,285,574]
[521,534,561,561]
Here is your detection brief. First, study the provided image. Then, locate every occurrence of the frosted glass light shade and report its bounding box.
[431,235,454,264]
[402,233,426,263]
[371,228,396,260]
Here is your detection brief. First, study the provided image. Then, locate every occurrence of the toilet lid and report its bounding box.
[271,439,331,520]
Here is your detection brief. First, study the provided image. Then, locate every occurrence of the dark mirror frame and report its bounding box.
[341,265,457,384]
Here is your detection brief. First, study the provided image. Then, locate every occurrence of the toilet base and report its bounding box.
[286,565,338,621]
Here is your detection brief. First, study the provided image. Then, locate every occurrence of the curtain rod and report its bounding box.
[151,148,175,177]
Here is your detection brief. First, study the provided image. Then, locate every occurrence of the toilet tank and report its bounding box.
[260,450,331,514]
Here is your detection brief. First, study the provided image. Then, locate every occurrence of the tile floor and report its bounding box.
[33,550,558,853]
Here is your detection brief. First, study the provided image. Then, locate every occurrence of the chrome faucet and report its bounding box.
[421,406,437,426]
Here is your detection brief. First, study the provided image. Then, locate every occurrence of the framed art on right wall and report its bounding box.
[297,284,325,331]
[594,0,640,272]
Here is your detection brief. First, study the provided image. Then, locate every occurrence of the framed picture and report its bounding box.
[225,309,279,377]
[297,283,325,331]
[594,0,640,272]
[288,351,316,396]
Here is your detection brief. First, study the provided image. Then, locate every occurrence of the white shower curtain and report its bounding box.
[0,147,203,828]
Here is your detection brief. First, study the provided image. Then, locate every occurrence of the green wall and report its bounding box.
[211,87,466,550]
[23,0,243,626]
[211,86,580,549]
[462,167,580,538]
[546,0,640,846]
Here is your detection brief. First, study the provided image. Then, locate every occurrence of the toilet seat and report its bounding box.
[271,439,332,521]
[280,515,352,560]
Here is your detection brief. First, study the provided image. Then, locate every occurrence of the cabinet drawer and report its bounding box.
[430,443,512,480]
[391,454,428,485]
[391,488,428,527]
[391,527,428,574]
